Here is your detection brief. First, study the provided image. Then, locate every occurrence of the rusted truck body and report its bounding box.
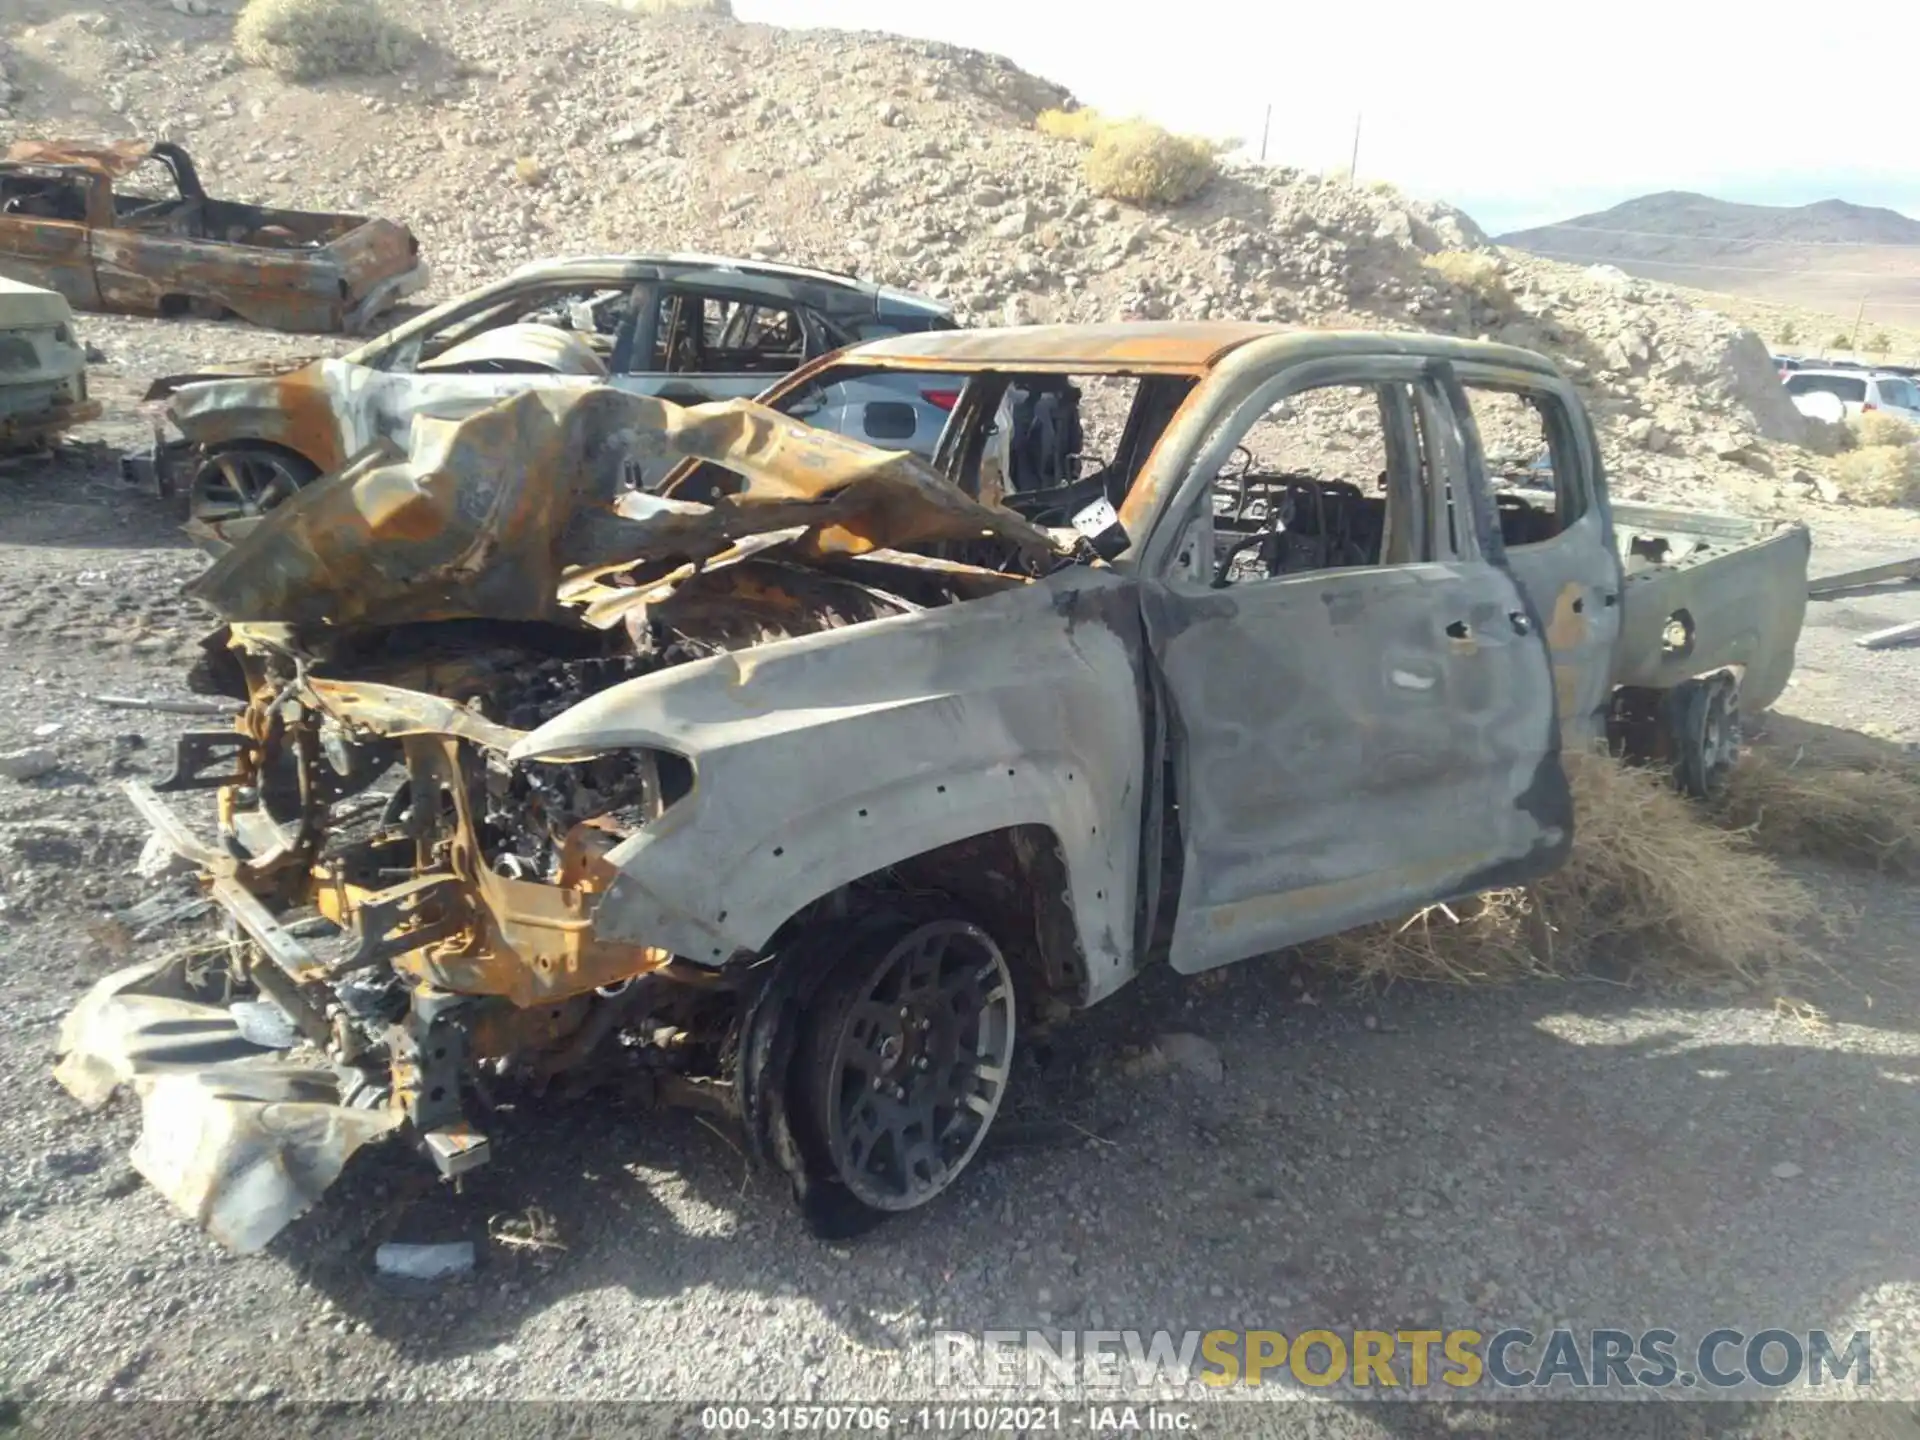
[57,324,1809,1251]
[0,140,426,334]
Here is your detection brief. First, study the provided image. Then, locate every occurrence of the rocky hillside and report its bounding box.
[0,0,1883,511]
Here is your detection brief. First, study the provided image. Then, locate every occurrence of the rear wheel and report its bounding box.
[189,444,320,526]
[791,915,1016,1219]
[1672,673,1741,801]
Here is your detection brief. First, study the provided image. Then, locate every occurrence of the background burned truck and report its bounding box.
[0,138,426,334]
[59,324,1810,1255]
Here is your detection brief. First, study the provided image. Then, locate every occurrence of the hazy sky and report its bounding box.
[733,0,1920,235]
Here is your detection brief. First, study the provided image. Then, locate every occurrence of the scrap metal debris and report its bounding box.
[56,956,403,1252]
[185,385,1064,628]
[1807,556,1920,599]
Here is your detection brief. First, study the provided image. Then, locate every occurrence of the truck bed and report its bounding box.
[1608,500,1811,715]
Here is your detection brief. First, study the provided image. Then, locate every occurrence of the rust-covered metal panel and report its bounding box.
[5,138,156,176]
[845,320,1284,370]
[187,386,1065,628]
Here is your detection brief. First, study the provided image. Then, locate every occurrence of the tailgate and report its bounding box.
[1611,503,1811,714]
[322,216,419,300]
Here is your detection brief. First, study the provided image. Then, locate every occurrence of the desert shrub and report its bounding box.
[1776,319,1801,345]
[1305,748,1814,988]
[1831,443,1920,505]
[234,0,416,81]
[1036,107,1217,206]
[1850,411,1919,449]
[1035,106,1106,144]
[1867,328,1893,353]
[1421,249,1513,313]
[1826,331,1851,349]
[1083,122,1216,206]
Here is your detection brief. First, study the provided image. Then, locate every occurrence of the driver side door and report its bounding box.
[1138,357,1572,973]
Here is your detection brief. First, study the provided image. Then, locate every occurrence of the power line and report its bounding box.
[1512,221,1920,249]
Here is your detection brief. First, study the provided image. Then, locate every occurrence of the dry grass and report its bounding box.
[1831,443,1920,506]
[1718,742,1920,877]
[1035,106,1108,144]
[1850,412,1919,449]
[1306,748,1816,989]
[1422,250,1514,314]
[1035,107,1218,207]
[234,0,416,81]
[1084,123,1216,206]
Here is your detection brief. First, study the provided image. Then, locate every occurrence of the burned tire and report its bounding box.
[189,444,320,526]
[783,914,1016,1228]
[1671,673,1741,802]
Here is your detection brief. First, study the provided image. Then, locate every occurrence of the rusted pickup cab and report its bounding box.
[0,139,426,334]
[59,325,1808,1252]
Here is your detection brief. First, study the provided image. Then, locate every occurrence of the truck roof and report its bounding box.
[502,253,951,316]
[2,138,156,176]
[837,321,1568,378]
[847,321,1282,369]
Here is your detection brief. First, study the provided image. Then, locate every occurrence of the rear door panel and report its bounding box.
[1457,378,1623,745]
[1139,359,1571,975]
[1144,561,1570,971]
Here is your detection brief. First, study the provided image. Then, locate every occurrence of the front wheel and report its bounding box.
[189,444,320,526]
[789,915,1017,1224]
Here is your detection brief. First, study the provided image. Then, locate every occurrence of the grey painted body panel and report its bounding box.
[1610,502,1811,714]
[515,569,1150,1004]
[1143,560,1571,973]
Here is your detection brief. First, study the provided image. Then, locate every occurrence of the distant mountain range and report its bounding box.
[1499,192,1920,335]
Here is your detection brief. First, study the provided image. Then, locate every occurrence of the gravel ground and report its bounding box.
[0,327,1918,1440]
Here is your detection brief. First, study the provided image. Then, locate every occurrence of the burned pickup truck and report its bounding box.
[0,139,426,334]
[58,324,1809,1251]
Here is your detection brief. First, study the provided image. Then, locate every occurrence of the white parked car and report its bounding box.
[1783,368,1920,425]
[0,275,99,447]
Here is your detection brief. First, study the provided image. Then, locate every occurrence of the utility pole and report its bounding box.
[1348,112,1363,184]
[1259,104,1271,164]
[1849,293,1869,353]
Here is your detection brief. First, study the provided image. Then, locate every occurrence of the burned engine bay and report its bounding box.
[56,386,1073,1252]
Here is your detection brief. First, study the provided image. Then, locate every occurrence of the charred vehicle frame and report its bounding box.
[58,323,1810,1251]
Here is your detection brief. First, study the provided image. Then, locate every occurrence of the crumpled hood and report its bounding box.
[186,386,1063,629]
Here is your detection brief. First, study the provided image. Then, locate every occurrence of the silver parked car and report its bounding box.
[139,254,965,523]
